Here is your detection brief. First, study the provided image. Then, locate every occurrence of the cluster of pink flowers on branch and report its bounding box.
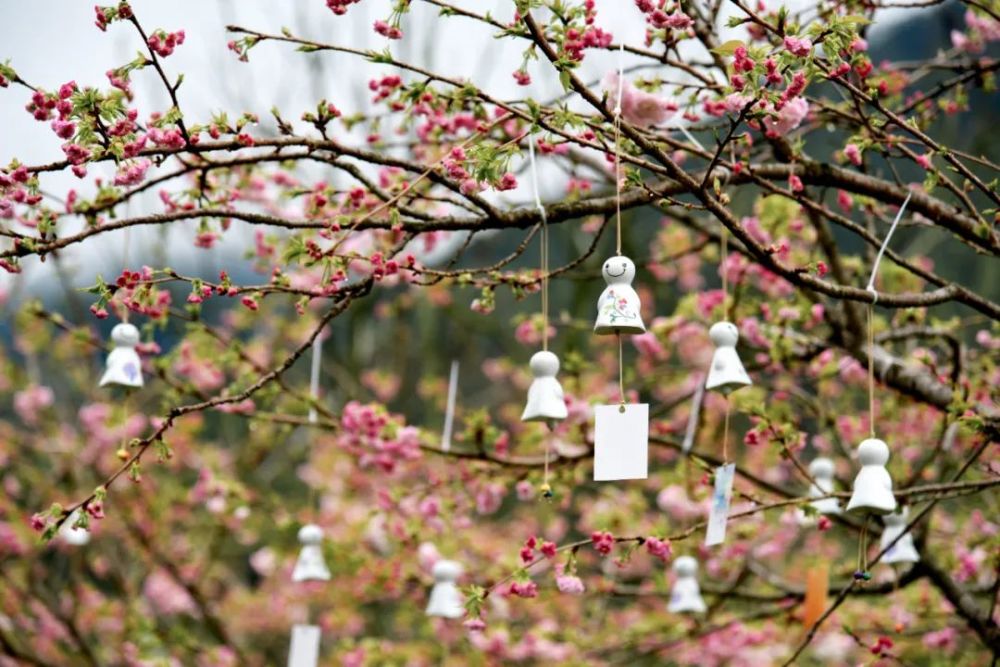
[337,401,422,473]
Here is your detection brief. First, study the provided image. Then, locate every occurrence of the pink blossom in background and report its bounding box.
[657,485,705,521]
[603,72,677,128]
[13,385,53,424]
[476,483,506,515]
[143,570,196,615]
[555,573,585,595]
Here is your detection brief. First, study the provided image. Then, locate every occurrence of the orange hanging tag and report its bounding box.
[802,563,829,628]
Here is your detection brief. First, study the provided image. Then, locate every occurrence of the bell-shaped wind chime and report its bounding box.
[292,524,332,582]
[592,44,649,483]
[287,524,331,667]
[879,506,920,565]
[797,457,841,525]
[845,193,911,580]
[521,132,568,500]
[668,556,706,614]
[100,322,144,388]
[705,321,751,395]
[425,559,465,619]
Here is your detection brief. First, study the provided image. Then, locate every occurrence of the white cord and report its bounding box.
[614,43,624,115]
[865,191,913,304]
[676,123,706,152]
[527,133,546,223]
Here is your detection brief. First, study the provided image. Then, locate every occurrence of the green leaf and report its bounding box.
[558,69,571,92]
[711,40,744,57]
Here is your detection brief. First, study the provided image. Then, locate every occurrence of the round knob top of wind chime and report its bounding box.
[808,457,835,479]
[601,255,636,285]
[431,559,462,582]
[673,555,698,577]
[110,322,141,346]
[529,350,560,377]
[708,321,739,347]
[857,438,890,466]
[297,523,324,545]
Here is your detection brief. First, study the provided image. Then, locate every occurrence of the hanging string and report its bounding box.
[722,397,731,464]
[122,389,131,446]
[613,43,624,256]
[543,437,551,490]
[864,192,912,438]
[121,227,131,324]
[720,228,729,320]
[617,333,625,410]
[527,133,550,352]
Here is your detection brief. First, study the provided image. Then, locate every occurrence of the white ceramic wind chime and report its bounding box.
[667,556,706,614]
[844,193,911,581]
[879,506,920,565]
[796,457,841,525]
[521,132,569,499]
[287,524,331,667]
[592,45,649,483]
[425,558,465,619]
[100,322,144,388]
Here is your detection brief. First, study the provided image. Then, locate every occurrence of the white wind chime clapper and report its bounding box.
[845,193,911,578]
[287,524,331,667]
[441,360,459,453]
[593,43,649,483]
[522,132,568,499]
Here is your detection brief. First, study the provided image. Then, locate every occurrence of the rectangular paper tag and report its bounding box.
[705,463,736,546]
[287,624,321,667]
[594,403,648,481]
[802,563,829,628]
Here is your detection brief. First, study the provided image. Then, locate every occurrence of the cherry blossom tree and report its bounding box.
[1,0,998,664]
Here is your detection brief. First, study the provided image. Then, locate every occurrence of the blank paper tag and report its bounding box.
[802,563,829,628]
[287,624,321,667]
[594,403,648,481]
[705,463,736,546]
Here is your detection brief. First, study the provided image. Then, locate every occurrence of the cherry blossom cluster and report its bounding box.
[337,401,422,473]
[147,29,186,57]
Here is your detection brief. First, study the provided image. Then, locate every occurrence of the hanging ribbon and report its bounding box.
[527,133,550,353]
